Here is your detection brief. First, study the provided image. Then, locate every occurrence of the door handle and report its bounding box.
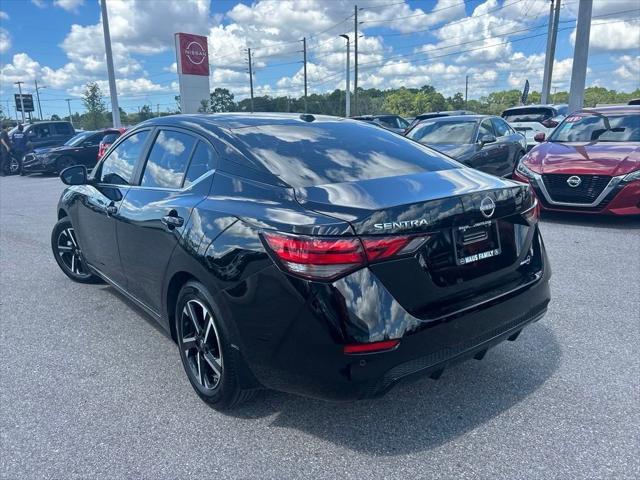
[161,214,184,229]
[106,204,118,215]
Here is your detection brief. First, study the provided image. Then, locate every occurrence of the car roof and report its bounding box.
[138,112,346,131]
[582,105,640,115]
[417,114,489,122]
[502,104,567,111]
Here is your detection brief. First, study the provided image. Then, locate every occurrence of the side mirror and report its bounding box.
[534,132,546,143]
[479,134,496,146]
[60,165,87,186]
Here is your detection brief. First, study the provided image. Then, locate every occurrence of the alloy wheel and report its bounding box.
[9,157,20,174]
[56,227,90,278]
[181,299,223,390]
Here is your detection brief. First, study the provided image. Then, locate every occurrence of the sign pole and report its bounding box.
[14,82,25,124]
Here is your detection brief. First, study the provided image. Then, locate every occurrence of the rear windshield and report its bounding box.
[230,121,460,187]
[502,108,555,123]
[549,113,640,142]
[407,120,477,144]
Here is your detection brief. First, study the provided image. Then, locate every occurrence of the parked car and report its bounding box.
[513,105,640,215]
[9,121,76,151]
[22,129,120,175]
[52,113,549,410]
[350,114,410,133]
[408,110,475,129]
[405,115,527,177]
[97,128,126,160]
[501,104,568,150]
[628,99,640,106]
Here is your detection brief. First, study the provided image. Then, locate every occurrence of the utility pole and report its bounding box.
[339,34,350,117]
[100,0,121,128]
[65,99,73,126]
[541,0,561,104]
[247,48,254,113]
[568,0,593,112]
[354,5,358,116]
[302,37,308,113]
[14,81,25,124]
[34,80,44,120]
[157,103,160,117]
[465,75,469,109]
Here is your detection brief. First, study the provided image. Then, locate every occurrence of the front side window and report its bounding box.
[140,130,196,189]
[492,118,510,137]
[478,119,495,138]
[100,130,150,185]
[32,125,51,138]
[184,141,217,187]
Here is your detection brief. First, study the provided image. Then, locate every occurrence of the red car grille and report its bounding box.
[542,174,611,204]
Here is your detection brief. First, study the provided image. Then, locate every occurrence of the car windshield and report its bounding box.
[502,108,554,123]
[549,113,640,142]
[406,120,476,144]
[231,121,460,187]
[65,131,93,146]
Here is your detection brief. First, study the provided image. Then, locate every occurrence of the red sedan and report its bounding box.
[513,105,640,216]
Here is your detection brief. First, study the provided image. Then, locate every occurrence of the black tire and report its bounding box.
[56,156,75,174]
[51,217,102,284]
[176,281,256,410]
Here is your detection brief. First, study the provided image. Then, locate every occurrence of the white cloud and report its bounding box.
[0,10,9,20]
[31,0,46,8]
[0,28,10,53]
[54,0,84,12]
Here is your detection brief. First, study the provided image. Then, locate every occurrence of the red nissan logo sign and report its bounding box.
[176,33,209,76]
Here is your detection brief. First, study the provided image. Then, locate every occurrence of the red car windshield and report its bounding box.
[549,113,640,142]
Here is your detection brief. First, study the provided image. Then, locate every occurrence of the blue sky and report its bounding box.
[0,0,638,119]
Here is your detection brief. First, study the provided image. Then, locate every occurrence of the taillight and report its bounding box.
[262,232,428,281]
[523,198,539,223]
[541,119,558,128]
[344,339,400,354]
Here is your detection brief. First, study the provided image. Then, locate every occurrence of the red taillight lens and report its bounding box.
[361,235,428,261]
[262,232,366,280]
[344,339,400,354]
[542,119,558,128]
[262,232,428,281]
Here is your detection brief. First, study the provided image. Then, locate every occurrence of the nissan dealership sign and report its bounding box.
[175,32,210,113]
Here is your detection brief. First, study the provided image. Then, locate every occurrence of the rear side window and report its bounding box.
[100,130,150,185]
[54,123,74,135]
[502,108,554,123]
[231,121,459,187]
[101,133,119,144]
[141,130,196,189]
[31,124,52,138]
[184,141,217,187]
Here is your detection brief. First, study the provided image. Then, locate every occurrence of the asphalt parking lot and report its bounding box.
[1,174,639,480]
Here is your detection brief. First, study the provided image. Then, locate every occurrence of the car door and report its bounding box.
[491,117,517,176]
[115,128,217,315]
[73,129,153,288]
[469,119,502,176]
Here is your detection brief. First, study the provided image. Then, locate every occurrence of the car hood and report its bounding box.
[525,141,640,176]
[425,143,475,160]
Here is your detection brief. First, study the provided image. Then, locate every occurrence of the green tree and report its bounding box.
[138,105,153,121]
[81,82,107,129]
[210,88,235,112]
[50,114,61,121]
[382,88,416,116]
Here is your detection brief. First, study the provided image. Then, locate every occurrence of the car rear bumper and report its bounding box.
[221,235,551,401]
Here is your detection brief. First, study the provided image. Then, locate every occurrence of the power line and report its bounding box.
[360,0,476,24]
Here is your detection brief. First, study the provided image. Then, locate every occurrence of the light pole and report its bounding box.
[339,34,350,117]
[100,0,121,128]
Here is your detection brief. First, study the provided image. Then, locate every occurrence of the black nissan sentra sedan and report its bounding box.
[52,113,550,410]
